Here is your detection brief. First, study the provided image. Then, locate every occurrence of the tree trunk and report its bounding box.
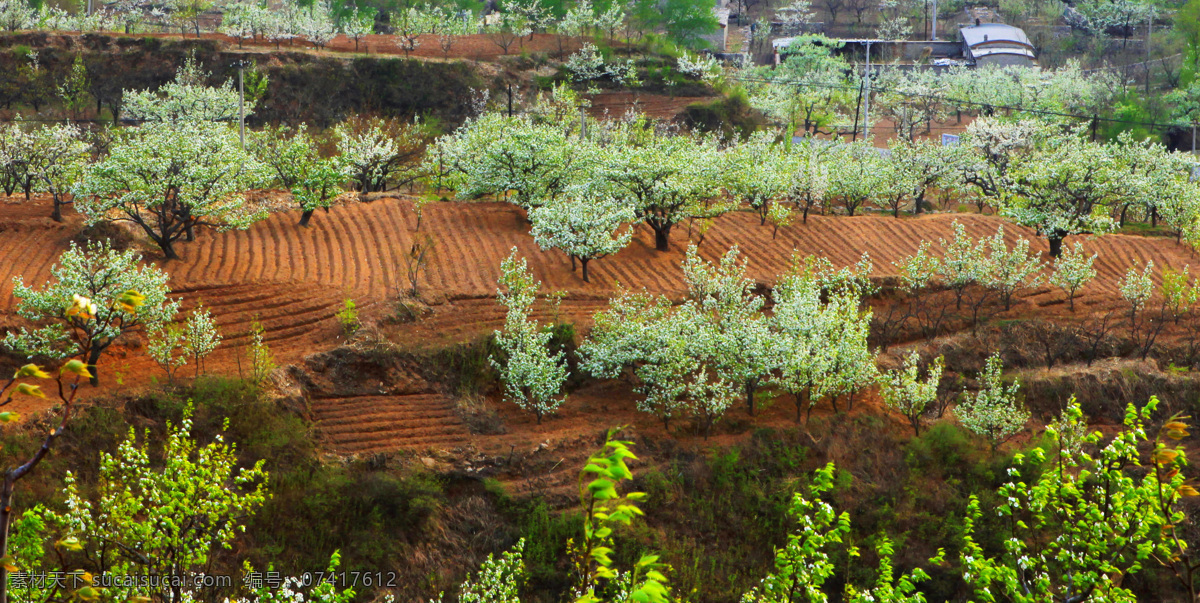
[580,258,590,282]
[0,475,13,603]
[746,382,755,416]
[51,199,63,223]
[185,222,195,242]
[653,223,672,252]
[159,238,180,261]
[299,209,314,227]
[86,346,102,386]
[1048,231,1065,258]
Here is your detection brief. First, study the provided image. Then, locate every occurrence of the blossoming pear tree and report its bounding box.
[956,352,1027,451]
[4,241,177,385]
[491,249,568,424]
[74,119,265,260]
[878,351,944,435]
[1049,242,1097,311]
[529,195,634,282]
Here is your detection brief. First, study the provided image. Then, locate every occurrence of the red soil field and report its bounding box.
[94,30,587,61]
[1,195,1195,452]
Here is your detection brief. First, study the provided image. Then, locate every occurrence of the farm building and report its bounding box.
[958,23,1036,66]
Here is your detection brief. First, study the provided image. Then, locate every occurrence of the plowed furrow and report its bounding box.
[310,394,471,453]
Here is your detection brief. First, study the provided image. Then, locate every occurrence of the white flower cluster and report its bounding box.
[676,51,722,84]
[565,43,639,86]
[491,249,569,423]
[956,353,1028,449]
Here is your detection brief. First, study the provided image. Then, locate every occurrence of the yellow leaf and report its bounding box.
[0,412,21,424]
[1165,421,1190,432]
[1178,485,1200,497]
[14,364,49,379]
[14,384,44,399]
[61,360,93,379]
[1168,429,1191,440]
[114,290,145,313]
[56,536,83,551]
[74,585,100,601]
[1156,449,1180,464]
[0,555,18,572]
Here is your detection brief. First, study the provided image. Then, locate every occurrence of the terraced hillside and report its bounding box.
[2,195,1197,452]
[310,394,472,454]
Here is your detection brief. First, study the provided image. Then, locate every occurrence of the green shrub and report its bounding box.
[336,298,360,335]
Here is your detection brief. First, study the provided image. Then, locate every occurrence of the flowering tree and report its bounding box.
[878,351,944,435]
[1049,242,1097,311]
[959,398,1187,603]
[431,113,588,209]
[579,250,759,434]
[888,138,955,216]
[771,264,871,423]
[26,123,90,222]
[742,35,850,136]
[3,241,176,385]
[340,6,375,51]
[529,195,633,282]
[1119,260,1155,325]
[456,540,526,603]
[956,352,1027,451]
[147,306,221,381]
[722,132,790,227]
[597,128,722,251]
[827,141,885,217]
[782,143,830,225]
[251,125,350,226]
[949,118,1056,204]
[0,357,94,603]
[74,119,264,260]
[295,0,337,49]
[491,249,568,424]
[683,246,776,416]
[1000,133,1124,257]
[565,43,638,86]
[34,407,268,603]
[123,53,247,123]
[335,116,429,194]
[742,463,944,603]
[221,0,274,46]
[580,290,693,428]
[432,114,585,211]
[937,221,987,309]
[980,227,1044,310]
[0,122,30,199]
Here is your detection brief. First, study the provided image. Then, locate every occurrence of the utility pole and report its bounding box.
[1146,9,1153,93]
[235,60,249,151]
[930,0,937,39]
[863,41,872,141]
